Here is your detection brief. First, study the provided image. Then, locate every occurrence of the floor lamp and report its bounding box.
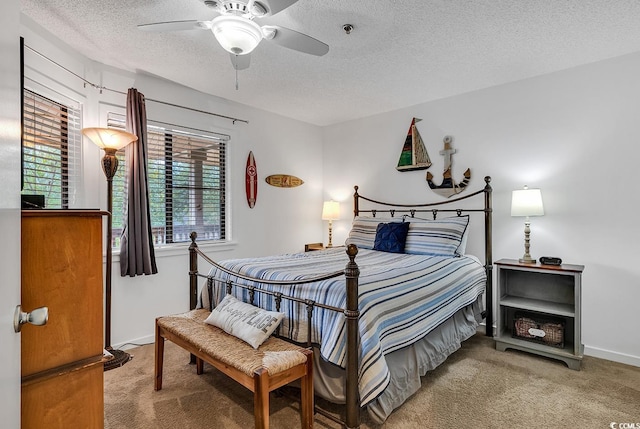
[82,127,138,371]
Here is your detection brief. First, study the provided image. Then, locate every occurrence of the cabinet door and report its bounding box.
[21,214,104,375]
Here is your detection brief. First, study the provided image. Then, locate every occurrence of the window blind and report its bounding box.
[22,88,82,208]
[107,113,227,246]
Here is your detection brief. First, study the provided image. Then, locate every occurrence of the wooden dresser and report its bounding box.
[21,210,107,428]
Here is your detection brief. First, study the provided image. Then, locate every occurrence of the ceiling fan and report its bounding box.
[138,0,329,71]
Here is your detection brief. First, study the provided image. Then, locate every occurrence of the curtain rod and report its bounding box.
[25,44,249,125]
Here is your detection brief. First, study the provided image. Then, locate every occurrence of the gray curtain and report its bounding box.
[120,88,158,276]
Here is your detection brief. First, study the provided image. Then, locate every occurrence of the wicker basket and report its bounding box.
[513,312,565,348]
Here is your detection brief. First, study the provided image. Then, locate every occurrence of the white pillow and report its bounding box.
[204,295,284,349]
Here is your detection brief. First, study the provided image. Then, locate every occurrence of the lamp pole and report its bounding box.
[519,218,534,263]
[100,147,133,369]
[100,148,118,350]
[82,127,137,370]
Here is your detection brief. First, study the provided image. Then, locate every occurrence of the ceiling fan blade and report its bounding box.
[262,25,329,56]
[138,20,212,32]
[230,53,251,70]
[254,0,299,17]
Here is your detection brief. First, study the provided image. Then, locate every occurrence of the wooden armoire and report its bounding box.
[21,210,108,428]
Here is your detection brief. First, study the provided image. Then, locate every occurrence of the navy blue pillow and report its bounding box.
[373,222,410,253]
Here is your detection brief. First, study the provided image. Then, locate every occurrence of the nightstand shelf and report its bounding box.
[499,296,575,317]
[495,259,585,370]
[496,335,578,360]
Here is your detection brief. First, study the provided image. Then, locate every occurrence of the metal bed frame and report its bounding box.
[353,176,494,337]
[187,176,492,429]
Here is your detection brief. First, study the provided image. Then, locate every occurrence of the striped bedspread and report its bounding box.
[205,247,486,405]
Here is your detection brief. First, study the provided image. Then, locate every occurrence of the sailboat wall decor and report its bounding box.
[426,135,471,198]
[396,118,432,171]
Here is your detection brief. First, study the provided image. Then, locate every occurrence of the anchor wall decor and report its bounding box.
[426,135,471,198]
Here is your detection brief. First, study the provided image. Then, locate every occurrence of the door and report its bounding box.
[21,212,106,428]
[0,0,23,426]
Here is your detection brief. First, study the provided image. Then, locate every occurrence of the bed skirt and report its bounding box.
[311,296,483,424]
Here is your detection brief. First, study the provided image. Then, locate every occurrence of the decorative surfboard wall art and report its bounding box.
[265,174,304,188]
[396,117,432,171]
[426,136,471,198]
[245,151,257,208]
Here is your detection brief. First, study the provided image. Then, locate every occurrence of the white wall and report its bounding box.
[21,17,325,349]
[323,52,640,366]
[21,15,640,366]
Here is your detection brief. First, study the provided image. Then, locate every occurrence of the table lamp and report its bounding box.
[511,185,544,264]
[322,200,340,248]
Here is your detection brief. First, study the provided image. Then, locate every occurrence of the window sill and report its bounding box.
[109,240,238,261]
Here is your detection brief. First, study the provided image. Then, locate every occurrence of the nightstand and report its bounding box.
[304,242,324,252]
[494,259,585,370]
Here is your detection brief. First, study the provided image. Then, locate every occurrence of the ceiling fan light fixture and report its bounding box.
[211,15,262,55]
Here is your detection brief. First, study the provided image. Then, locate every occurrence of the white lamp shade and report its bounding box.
[211,15,263,55]
[322,201,340,221]
[82,128,137,151]
[511,187,544,217]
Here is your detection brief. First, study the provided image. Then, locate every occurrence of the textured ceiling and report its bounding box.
[20,0,640,126]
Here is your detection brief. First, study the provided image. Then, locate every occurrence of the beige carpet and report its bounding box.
[104,334,640,428]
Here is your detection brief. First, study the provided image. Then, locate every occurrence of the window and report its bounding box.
[22,88,82,208]
[108,114,227,248]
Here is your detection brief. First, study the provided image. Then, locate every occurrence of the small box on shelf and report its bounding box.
[304,242,324,252]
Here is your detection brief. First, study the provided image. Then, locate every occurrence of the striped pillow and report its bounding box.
[404,215,469,256]
[345,216,401,250]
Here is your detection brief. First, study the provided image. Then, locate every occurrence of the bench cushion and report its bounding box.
[157,309,308,377]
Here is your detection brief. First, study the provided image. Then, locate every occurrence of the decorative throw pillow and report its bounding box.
[373,222,410,253]
[204,295,284,349]
[404,215,469,257]
[345,216,401,249]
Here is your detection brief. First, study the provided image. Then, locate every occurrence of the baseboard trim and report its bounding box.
[113,334,155,351]
[477,323,639,367]
[584,346,640,368]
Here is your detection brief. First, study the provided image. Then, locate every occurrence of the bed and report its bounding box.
[188,177,493,428]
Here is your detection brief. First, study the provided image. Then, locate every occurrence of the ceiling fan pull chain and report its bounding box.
[236,66,239,90]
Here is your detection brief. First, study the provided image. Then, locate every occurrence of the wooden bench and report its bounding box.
[154,309,314,429]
